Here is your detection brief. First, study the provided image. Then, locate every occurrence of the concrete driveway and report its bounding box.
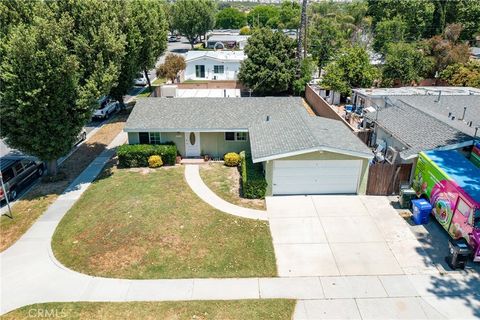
[267,195,438,277]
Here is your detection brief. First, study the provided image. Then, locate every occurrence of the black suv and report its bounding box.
[0,156,44,201]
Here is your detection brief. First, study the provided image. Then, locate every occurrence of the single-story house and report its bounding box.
[364,96,478,164]
[124,97,373,196]
[206,35,250,50]
[183,51,245,81]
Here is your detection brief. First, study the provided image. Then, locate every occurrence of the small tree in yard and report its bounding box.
[0,17,80,176]
[157,54,186,83]
[321,46,377,99]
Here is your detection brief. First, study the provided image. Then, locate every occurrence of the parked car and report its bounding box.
[92,96,119,120]
[168,35,178,42]
[75,128,87,145]
[0,156,44,201]
[134,73,148,86]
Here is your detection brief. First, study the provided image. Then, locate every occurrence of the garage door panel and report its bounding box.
[272,160,361,195]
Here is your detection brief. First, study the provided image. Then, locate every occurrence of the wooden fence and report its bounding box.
[366,163,412,195]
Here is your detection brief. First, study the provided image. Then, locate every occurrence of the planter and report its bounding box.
[204,154,210,162]
[176,155,182,164]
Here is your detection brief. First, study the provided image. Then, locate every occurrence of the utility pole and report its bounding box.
[296,0,308,77]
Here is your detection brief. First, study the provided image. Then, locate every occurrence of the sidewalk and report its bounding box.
[184,165,267,221]
[1,134,479,318]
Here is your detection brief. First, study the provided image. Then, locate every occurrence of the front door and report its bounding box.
[185,132,201,157]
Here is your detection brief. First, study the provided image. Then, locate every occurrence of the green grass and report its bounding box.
[1,300,296,320]
[200,163,266,210]
[182,79,210,84]
[52,165,276,279]
[135,78,166,98]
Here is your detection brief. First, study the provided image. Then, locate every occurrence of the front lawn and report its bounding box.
[52,165,276,279]
[1,300,296,320]
[200,163,266,210]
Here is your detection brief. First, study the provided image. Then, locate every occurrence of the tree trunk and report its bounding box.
[118,95,126,110]
[46,159,58,176]
[144,68,152,93]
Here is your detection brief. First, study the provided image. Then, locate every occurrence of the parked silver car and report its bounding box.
[92,96,119,120]
[0,156,44,201]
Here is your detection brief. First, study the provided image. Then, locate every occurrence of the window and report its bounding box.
[236,132,247,141]
[139,132,149,144]
[13,162,24,174]
[2,168,14,183]
[195,65,205,78]
[214,65,224,74]
[149,132,161,144]
[225,132,247,141]
[225,132,235,141]
[456,198,471,217]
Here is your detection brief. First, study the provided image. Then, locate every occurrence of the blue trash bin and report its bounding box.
[411,199,432,225]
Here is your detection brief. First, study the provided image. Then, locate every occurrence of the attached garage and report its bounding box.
[272,160,362,195]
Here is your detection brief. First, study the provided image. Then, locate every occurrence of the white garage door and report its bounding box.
[272,160,362,195]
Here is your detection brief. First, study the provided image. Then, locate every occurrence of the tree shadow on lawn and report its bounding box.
[0,110,129,251]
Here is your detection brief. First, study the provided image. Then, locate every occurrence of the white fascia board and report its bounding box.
[124,128,249,133]
[319,146,374,159]
[252,146,373,163]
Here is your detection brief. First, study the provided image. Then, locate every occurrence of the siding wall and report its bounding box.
[184,59,241,81]
[264,151,369,196]
[126,131,250,158]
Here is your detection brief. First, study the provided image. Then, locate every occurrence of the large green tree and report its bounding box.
[309,17,343,69]
[0,16,81,175]
[128,0,167,91]
[216,7,246,29]
[321,46,378,97]
[246,5,279,28]
[381,42,432,86]
[238,29,296,95]
[278,0,301,30]
[373,16,407,53]
[172,0,216,49]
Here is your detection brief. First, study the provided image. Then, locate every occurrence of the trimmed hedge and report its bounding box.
[240,151,267,199]
[117,144,177,167]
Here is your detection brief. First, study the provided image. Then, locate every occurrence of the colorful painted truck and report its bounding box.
[413,150,480,262]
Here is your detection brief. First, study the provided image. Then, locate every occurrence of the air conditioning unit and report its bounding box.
[385,146,399,164]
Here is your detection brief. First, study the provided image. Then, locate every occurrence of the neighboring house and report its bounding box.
[183,51,245,81]
[352,86,480,111]
[364,94,479,174]
[206,35,250,50]
[124,97,373,196]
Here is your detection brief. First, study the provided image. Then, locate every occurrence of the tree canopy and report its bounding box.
[172,0,216,49]
[0,0,168,175]
[308,17,344,69]
[247,5,279,28]
[372,16,407,53]
[381,42,432,86]
[321,46,378,96]
[440,60,480,88]
[278,0,301,30]
[216,7,247,29]
[238,28,296,95]
[156,54,186,83]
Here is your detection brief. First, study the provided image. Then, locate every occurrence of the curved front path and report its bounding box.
[1,133,479,319]
[184,165,267,221]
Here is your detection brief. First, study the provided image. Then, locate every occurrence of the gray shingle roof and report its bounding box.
[395,95,480,137]
[366,100,473,159]
[125,97,372,162]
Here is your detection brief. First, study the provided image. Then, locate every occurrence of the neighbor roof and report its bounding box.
[366,100,473,159]
[185,50,245,62]
[125,97,373,162]
[353,86,480,97]
[394,95,480,137]
[206,35,250,43]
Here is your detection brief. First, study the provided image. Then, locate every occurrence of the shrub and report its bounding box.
[148,155,163,168]
[239,151,267,199]
[224,152,241,167]
[117,144,177,167]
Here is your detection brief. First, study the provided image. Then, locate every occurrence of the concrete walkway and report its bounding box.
[1,136,479,318]
[184,164,267,221]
